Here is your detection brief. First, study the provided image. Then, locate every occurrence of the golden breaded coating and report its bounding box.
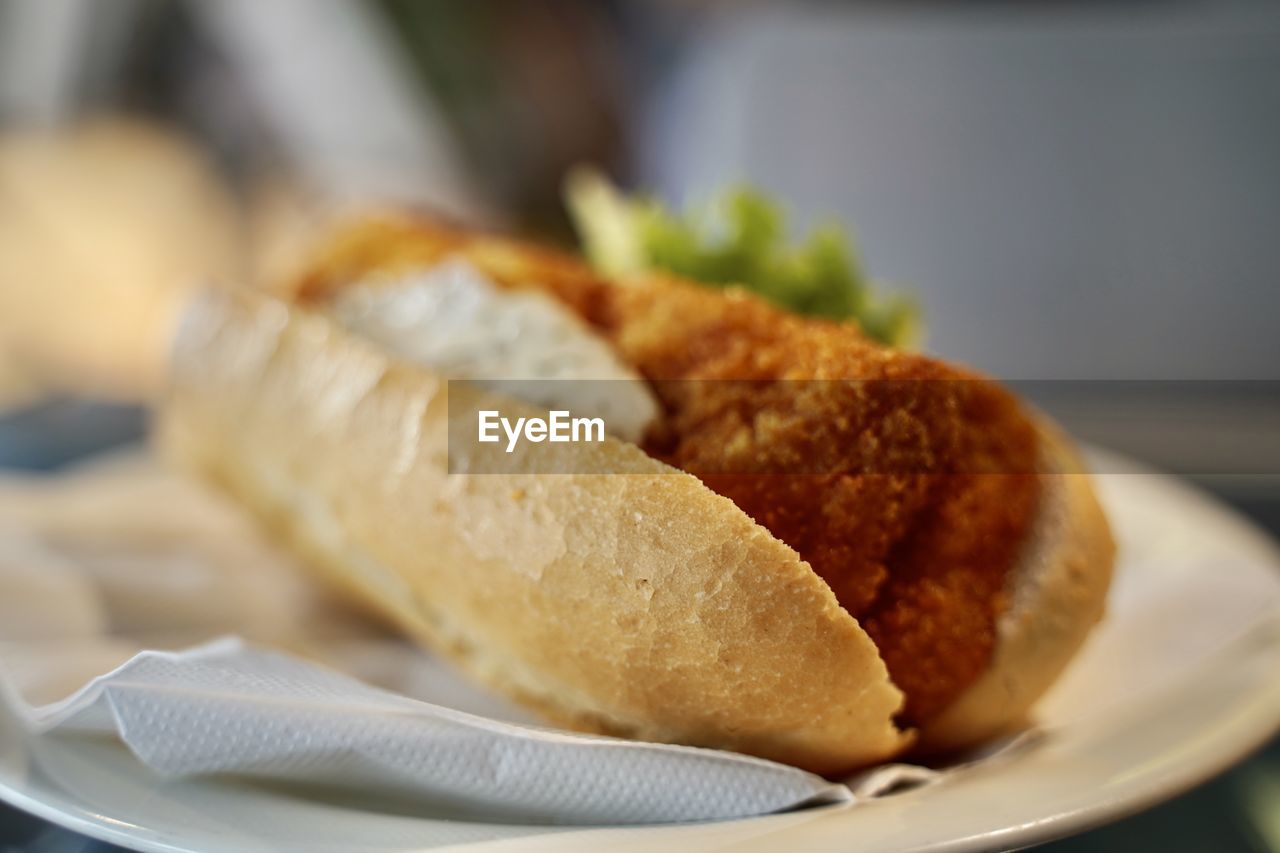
[293,216,1042,727]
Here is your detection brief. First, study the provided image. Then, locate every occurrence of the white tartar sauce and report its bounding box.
[332,257,658,443]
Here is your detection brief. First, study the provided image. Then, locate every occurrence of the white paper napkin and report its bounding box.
[3,638,859,825]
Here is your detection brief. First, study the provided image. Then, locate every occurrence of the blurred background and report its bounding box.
[0,0,1277,849]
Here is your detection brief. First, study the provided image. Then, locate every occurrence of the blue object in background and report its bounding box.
[0,400,146,472]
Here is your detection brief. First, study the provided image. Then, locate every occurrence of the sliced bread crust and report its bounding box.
[162,287,911,774]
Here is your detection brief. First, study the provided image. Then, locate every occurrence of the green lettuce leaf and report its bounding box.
[565,168,921,347]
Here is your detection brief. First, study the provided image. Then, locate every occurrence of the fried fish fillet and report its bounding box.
[291,216,1045,729]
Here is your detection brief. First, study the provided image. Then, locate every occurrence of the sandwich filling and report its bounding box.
[296,218,1043,729]
[331,256,658,443]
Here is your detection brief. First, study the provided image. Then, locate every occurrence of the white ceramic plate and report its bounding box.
[1,451,1278,852]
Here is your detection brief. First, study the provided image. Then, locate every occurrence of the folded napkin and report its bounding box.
[4,638,860,824]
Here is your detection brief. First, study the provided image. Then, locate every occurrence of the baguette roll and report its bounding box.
[162,287,910,773]
[162,216,1114,773]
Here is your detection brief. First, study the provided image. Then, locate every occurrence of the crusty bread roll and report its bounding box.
[162,287,909,773]
[161,220,1114,773]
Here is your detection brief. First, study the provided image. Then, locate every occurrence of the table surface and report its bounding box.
[0,401,1276,853]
